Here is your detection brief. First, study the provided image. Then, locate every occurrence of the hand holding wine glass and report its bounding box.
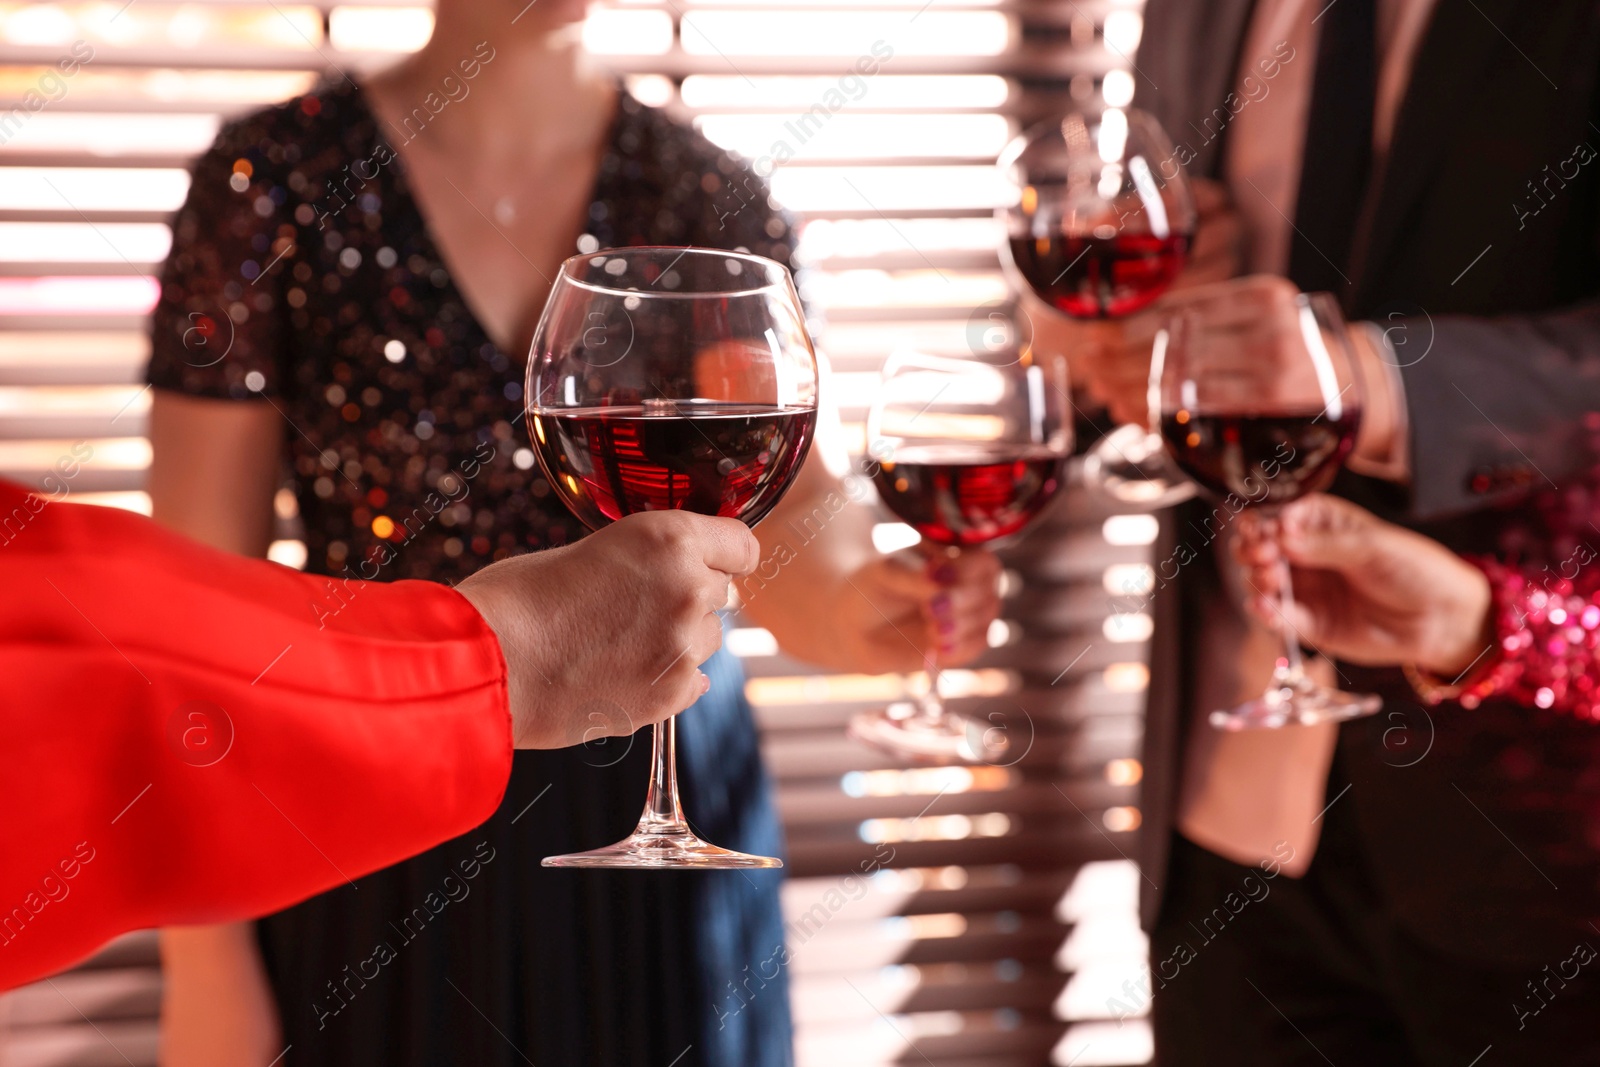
[1019,177,1243,408]
[829,550,1003,672]
[456,509,760,748]
[999,107,1198,505]
[1232,494,1493,679]
[1155,282,1380,729]
[848,350,1071,761]
[1027,182,1242,430]
[525,246,817,868]
[1080,275,1410,475]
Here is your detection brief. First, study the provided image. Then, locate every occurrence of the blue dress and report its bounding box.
[146,77,794,1067]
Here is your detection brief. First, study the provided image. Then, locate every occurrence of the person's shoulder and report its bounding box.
[170,77,371,242]
[614,92,796,260]
[616,92,764,184]
[199,77,366,174]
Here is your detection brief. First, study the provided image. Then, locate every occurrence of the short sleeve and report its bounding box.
[146,114,292,400]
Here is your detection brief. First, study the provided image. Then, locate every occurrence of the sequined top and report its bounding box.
[147,77,798,581]
[1440,559,1600,721]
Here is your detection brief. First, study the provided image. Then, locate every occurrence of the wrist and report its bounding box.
[1412,564,1495,680]
[454,570,535,746]
[1347,322,1408,480]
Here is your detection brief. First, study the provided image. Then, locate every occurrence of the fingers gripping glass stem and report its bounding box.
[1209,538,1379,731]
[849,352,1071,762]
[1157,287,1381,731]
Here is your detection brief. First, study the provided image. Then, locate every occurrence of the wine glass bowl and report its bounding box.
[998,108,1198,507]
[529,247,817,532]
[871,445,1064,548]
[526,246,818,868]
[1000,109,1194,320]
[1154,283,1381,730]
[849,349,1071,762]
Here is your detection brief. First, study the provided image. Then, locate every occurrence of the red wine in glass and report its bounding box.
[1155,285,1380,731]
[1158,408,1361,505]
[526,245,819,869]
[849,352,1071,763]
[1008,232,1191,320]
[872,443,1066,547]
[531,401,816,529]
[998,109,1199,506]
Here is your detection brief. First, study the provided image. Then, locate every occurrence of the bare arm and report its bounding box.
[149,390,285,1067]
[148,391,281,553]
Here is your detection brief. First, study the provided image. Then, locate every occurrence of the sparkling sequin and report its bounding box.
[147,78,797,584]
[1463,560,1600,719]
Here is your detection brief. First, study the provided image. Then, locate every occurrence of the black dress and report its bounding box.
[146,78,794,1067]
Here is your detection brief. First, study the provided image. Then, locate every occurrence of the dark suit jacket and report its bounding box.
[1135,0,1600,964]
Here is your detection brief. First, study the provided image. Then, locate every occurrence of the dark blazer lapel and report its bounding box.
[1184,0,1261,176]
[1136,0,1259,178]
[1350,0,1526,304]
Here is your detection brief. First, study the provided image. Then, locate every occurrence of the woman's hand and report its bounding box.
[457,510,759,748]
[1233,494,1493,677]
[831,549,1004,672]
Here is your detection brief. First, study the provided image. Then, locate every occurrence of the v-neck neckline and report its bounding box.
[334,77,625,360]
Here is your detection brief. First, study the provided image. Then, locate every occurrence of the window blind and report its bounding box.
[0,3,1155,1064]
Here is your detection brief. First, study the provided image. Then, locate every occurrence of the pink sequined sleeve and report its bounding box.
[1455,558,1600,719]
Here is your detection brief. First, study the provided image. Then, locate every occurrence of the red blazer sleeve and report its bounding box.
[0,480,511,990]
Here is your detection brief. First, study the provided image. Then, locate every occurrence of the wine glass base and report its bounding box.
[848,703,1006,763]
[1082,423,1196,508]
[1210,680,1381,732]
[542,826,783,869]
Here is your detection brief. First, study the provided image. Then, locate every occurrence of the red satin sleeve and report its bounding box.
[1448,559,1600,720]
[0,480,511,990]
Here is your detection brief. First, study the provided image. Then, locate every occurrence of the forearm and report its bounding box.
[0,483,510,990]
[148,391,282,557]
[159,923,283,1065]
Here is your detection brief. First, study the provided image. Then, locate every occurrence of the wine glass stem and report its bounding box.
[1274,544,1307,686]
[914,543,959,724]
[917,661,946,724]
[639,718,687,834]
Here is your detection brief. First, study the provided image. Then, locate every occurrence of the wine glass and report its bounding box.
[848,349,1071,761]
[525,246,818,867]
[998,107,1197,507]
[1154,282,1381,730]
